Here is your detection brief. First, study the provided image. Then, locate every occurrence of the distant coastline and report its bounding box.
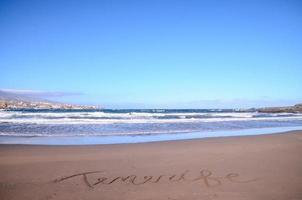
[0,99,98,110]
[257,103,302,113]
[1,89,302,112]
[0,90,98,110]
[1,99,302,113]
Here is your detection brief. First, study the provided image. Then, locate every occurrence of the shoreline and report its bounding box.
[1,126,302,145]
[1,130,302,200]
[0,129,302,148]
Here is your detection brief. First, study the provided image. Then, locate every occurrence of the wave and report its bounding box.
[1,110,302,124]
[1,110,302,137]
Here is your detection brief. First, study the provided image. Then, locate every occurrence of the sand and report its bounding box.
[0,131,302,200]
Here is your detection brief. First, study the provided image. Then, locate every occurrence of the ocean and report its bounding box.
[1,109,302,139]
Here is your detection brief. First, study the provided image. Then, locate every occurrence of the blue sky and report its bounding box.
[0,0,302,108]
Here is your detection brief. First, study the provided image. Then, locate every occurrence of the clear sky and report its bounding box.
[0,0,302,108]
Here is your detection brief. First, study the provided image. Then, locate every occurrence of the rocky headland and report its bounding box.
[257,103,302,113]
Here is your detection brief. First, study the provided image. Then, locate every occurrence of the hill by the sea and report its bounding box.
[0,90,97,110]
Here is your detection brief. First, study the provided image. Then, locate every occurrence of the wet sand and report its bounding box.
[1,131,302,200]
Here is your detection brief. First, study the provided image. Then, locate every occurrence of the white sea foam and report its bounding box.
[1,110,302,138]
[0,129,197,137]
[1,110,302,124]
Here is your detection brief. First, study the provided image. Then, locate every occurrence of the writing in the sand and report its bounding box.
[53,169,257,189]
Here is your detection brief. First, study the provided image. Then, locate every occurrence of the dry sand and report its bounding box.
[1,131,302,200]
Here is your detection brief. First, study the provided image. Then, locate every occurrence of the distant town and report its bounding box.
[0,89,98,110]
[0,99,98,110]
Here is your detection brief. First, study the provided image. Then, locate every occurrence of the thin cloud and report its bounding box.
[0,89,83,98]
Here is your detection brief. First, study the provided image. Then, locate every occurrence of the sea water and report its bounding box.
[0,109,302,144]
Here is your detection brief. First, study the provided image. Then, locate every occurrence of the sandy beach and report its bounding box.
[1,131,302,200]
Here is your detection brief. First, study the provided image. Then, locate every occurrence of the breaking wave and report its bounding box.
[1,109,302,136]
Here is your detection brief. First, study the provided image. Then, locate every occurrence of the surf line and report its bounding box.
[53,169,258,189]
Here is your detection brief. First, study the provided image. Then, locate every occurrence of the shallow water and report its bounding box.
[1,109,302,144]
[0,126,301,145]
